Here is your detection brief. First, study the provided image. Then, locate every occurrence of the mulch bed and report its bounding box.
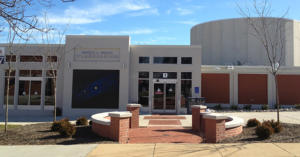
[221,123,300,143]
[0,123,116,145]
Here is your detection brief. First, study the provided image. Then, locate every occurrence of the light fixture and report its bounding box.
[168,88,173,92]
[157,88,161,92]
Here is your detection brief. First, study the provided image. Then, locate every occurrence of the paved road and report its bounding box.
[1,143,300,157]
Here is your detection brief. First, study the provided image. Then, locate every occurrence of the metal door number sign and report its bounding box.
[163,73,168,78]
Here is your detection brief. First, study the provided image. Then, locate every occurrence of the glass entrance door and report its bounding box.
[153,83,176,112]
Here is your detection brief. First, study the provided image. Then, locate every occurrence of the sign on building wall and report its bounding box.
[0,47,5,64]
[74,48,120,62]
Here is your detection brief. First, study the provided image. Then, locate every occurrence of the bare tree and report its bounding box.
[38,13,68,122]
[1,0,74,132]
[0,0,75,38]
[237,0,289,123]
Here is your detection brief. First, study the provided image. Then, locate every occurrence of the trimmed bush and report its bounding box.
[214,104,222,110]
[261,104,269,110]
[247,118,261,127]
[230,105,238,110]
[59,121,76,137]
[76,117,88,126]
[295,104,300,110]
[262,120,283,133]
[243,104,252,110]
[255,123,274,139]
[51,118,69,132]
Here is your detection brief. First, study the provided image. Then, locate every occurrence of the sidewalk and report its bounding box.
[87,143,300,157]
[1,143,299,157]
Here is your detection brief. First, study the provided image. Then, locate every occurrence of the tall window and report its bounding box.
[18,70,42,105]
[181,72,192,108]
[45,70,57,106]
[4,70,15,105]
[138,72,149,107]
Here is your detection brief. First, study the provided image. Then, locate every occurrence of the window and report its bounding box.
[4,70,16,105]
[181,72,192,108]
[181,72,192,79]
[181,57,192,64]
[20,56,43,62]
[5,55,16,62]
[138,72,149,107]
[18,81,41,105]
[45,70,57,106]
[139,57,149,64]
[138,72,149,78]
[153,72,177,79]
[153,57,177,64]
[47,56,58,62]
[20,70,42,77]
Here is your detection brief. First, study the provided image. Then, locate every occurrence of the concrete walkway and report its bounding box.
[87,143,300,157]
[1,143,300,157]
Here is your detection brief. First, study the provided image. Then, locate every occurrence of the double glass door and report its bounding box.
[153,83,176,112]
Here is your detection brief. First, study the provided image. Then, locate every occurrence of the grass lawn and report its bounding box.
[0,124,21,130]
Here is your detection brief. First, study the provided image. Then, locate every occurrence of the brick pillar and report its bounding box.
[109,112,132,144]
[203,113,227,143]
[200,112,210,134]
[192,105,207,132]
[127,104,141,128]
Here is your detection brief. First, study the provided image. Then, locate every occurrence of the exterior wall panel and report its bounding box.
[201,73,230,104]
[238,74,268,104]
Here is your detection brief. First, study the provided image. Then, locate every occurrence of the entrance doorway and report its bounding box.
[153,83,176,113]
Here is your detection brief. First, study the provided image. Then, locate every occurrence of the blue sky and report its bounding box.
[3,0,300,45]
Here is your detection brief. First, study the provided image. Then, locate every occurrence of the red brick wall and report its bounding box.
[238,74,268,104]
[127,107,140,128]
[277,75,300,105]
[225,126,243,138]
[204,118,226,143]
[92,117,130,144]
[201,73,230,103]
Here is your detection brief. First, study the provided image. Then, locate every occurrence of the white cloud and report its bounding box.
[132,36,177,45]
[45,0,153,25]
[79,28,156,35]
[176,19,199,25]
[128,8,159,16]
[176,8,193,15]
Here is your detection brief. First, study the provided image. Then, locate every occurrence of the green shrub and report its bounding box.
[262,120,283,133]
[295,104,300,110]
[261,104,269,110]
[247,118,261,127]
[51,118,69,132]
[76,117,88,126]
[255,123,274,139]
[214,104,222,110]
[243,104,252,110]
[59,121,76,137]
[230,105,238,110]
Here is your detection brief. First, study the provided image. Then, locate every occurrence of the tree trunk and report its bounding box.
[5,71,11,133]
[274,74,280,123]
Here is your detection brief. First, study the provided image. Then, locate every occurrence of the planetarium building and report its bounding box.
[1,18,300,117]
